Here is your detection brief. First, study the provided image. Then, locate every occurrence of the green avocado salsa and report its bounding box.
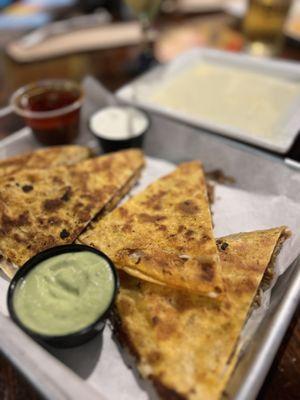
[13,251,115,336]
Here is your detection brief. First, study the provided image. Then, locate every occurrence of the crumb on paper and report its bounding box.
[206,169,236,185]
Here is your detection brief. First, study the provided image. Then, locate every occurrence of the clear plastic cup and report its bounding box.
[11,79,83,146]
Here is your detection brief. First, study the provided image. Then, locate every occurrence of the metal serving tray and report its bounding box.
[117,48,300,154]
[0,77,299,400]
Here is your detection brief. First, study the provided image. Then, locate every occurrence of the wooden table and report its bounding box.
[0,12,299,400]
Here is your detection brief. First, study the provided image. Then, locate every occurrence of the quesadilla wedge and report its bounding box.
[115,227,290,400]
[0,145,91,179]
[80,161,223,297]
[0,149,144,268]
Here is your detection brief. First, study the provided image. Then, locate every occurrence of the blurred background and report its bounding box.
[1,2,300,74]
[1,0,300,138]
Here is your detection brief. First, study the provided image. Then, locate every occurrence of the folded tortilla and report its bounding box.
[0,149,144,268]
[80,161,223,297]
[115,227,290,400]
[0,145,91,178]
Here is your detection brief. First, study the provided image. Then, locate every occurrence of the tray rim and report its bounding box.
[227,257,300,400]
[0,127,299,400]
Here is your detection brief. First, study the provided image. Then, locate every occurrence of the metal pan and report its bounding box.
[0,77,299,400]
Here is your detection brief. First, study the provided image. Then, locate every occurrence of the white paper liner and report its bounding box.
[1,157,299,400]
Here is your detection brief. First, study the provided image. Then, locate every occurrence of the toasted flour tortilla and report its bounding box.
[80,161,223,296]
[0,149,144,267]
[115,227,290,400]
[0,145,91,178]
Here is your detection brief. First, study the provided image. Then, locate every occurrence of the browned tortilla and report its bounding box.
[80,161,223,297]
[0,145,91,178]
[0,149,144,267]
[115,227,290,400]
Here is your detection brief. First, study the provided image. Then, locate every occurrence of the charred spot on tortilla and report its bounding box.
[61,187,72,202]
[22,185,33,193]
[217,239,229,251]
[138,213,167,224]
[184,230,194,238]
[43,198,62,212]
[1,212,29,233]
[60,229,70,239]
[200,262,215,282]
[177,200,199,215]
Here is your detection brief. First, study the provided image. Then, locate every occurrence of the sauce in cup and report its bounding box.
[89,106,149,153]
[11,80,83,146]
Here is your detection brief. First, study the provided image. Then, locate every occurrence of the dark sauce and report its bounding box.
[18,86,82,146]
[21,89,79,112]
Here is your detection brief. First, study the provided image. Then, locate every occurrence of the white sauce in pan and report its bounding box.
[149,62,300,138]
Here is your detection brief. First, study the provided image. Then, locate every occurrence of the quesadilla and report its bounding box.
[115,227,290,400]
[80,161,223,297]
[0,145,91,178]
[0,149,144,268]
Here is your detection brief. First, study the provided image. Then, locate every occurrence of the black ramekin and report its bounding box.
[7,244,119,348]
[89,106,150,153]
